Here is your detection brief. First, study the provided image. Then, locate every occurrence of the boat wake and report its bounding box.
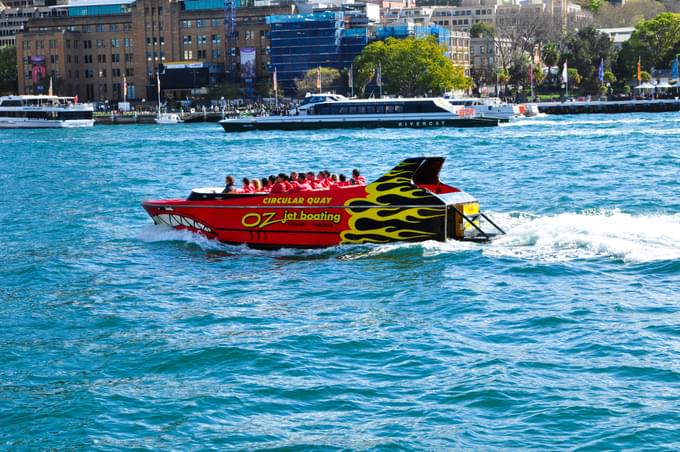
[484,210,680,263]
[138,210,680,264]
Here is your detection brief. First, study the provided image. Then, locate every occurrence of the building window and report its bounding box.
[211,18,220,27]
[197,35,206,45]
[181,20,192,28]
[23,40,31,49]
[97,54,106,63]
[125,53,133,62]
[36,40,44,49]
[84,55,93,64]
[197,49,206,59]
[211,34,221,44]
[112,68,121,77]
[50,55,59,64]
[112,53,120,63]
[99,69,107,78]
[124,24,130,32]
[110,24,117,32]
[183,35,192,45]
[111,39,120,48]
[125,68,134,76]
[96,39,105,48]
[85,69,94,78]
[83,25,91,32]
[196,19,205,28]
[211,49,221,59]
[124,38,132,48]
[184,50,193,60]
[96,24,104,32]
[160,36,165,46]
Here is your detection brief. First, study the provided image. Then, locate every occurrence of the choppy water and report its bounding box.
[2,113,680,449]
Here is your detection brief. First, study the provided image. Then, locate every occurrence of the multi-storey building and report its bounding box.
[16,0,288,101]
[0,0,63,47]
[267,11,369,94]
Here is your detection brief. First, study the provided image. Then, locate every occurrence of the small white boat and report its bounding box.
[444,95,521,122]
[154,71,182,124]
[155,111,183,124]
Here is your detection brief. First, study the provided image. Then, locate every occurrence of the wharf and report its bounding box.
[536,98,680,115]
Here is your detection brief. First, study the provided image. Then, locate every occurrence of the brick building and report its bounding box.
[16,0,288,101]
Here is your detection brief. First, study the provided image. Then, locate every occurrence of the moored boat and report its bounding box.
[142,157,504,249]
[0,95,94,128]
[218,97,498,132]
[155,111,183,124]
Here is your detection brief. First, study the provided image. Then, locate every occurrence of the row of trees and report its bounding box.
[466,11,680,99]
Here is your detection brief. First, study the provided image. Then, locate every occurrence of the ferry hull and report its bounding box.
[0,119,94,128]
[220,116,498,132]
[142,158,500,249]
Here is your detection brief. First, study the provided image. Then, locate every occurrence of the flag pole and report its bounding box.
[273,67,278,110]
[349,63,354,98]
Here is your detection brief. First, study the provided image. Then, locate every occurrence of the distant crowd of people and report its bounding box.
[223,169,366,194]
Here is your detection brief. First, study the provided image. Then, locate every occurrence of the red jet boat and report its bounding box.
[142,157,504,248]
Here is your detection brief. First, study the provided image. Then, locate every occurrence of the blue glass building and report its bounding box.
[267,12,368,94]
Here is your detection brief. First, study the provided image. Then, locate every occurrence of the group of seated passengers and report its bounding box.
[223,169,366,194]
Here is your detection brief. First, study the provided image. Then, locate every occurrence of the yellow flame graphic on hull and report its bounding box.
[340,160,445,244]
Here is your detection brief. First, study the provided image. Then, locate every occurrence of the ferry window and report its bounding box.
[366,106,375,113]
[385,105,394,113]
[348,106,357,114]
[394,105,403,113]
[357,106,366,114]
[374,105,383,113]
[338,107,347,114]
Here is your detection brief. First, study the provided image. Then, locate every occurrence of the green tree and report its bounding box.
[567,67,582,87]
[353,36,471,97]
[562,26,616,93]
[469,22,495,38]
[294,67,341,95]
[0,46,18,95]
[603,71,617,85]
[616,13,680,81]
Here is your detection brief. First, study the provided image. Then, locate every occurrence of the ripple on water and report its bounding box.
[1,115,680,449]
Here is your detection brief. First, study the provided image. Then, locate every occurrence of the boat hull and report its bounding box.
[142,158,488,249]
[0,118,94,128]
[219,115,498,132]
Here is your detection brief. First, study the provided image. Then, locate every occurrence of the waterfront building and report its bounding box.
[15,0,288,101]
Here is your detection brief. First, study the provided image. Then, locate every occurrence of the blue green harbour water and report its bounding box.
[2,113,680,449]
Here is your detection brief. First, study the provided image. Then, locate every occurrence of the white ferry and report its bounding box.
[219,95,498,132]
[0,95,94,128]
